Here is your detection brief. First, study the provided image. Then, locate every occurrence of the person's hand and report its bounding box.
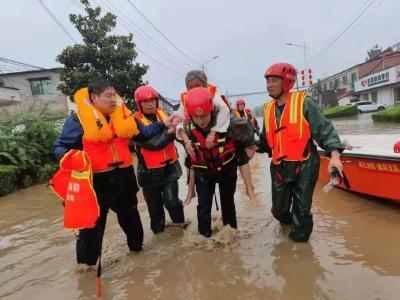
[328,150,343,177]
[184,139,195,158]
[393,140,400,153]
[165,115,183,134]
[205,131,216,149]
[183,197,192,206]
[245,146,257,159]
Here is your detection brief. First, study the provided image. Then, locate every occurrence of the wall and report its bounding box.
[377,86,394,106]
[0,86,21,106]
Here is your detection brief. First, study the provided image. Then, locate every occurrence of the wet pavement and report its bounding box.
[0,113,399,299]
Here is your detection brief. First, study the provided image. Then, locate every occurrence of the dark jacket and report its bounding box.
[133,113,182,187]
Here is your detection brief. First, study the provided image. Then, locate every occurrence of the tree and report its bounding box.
[365,44,382,62]
[56,0,148,102]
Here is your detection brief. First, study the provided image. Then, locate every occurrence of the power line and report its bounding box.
[100,0,193,70]
[68,0,186,77]
[136,47,185,76]
[0,57,45,70]
[96,0,191,72]
[126,0,199,65]
[38,0,77,43]
[227,91,268,97]
[310,0,377,61]
[323,0,385,56]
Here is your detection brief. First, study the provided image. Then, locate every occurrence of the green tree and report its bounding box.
[56,0,148,103]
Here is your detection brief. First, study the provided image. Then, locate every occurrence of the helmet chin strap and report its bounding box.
[269,91,284,100]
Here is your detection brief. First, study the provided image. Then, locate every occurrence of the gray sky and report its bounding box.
[2,0,399,108]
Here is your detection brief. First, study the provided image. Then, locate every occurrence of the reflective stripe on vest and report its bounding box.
[264,92,310,164]
[135,109,178,169]
[188,123,235,171]
[180,84,218,116]
[233,109,248,120]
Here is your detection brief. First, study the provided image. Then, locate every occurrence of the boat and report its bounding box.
[318,134,400,203]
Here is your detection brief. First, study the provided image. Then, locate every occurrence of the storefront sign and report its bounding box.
[355,65,400,92]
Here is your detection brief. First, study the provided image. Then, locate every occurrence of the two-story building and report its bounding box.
[311,65,360,108]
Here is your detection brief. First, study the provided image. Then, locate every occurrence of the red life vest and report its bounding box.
[134,109,178,169]
[180,84,218,116]
[49,149,99,229]
[264,92,311,164]
[188,123,236,172]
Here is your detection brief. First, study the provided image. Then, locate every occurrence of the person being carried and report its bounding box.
[177,70,231,205]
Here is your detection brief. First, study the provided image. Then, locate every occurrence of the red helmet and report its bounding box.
[186,87,214,117]
[236,99,245,108]
[134,85,158,110]
[264,63,297,92]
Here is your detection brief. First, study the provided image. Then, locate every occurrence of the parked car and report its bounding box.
[352,101,388,113]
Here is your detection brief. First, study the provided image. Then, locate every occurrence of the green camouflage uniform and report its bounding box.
[258,96,343,242]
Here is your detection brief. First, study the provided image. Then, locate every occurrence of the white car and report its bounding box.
[352,101,388,113]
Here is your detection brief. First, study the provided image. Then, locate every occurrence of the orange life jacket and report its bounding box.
[74,88,138,173]
[180,84,217,116]
[233,109,248,120]
[49,149,99,229]
[134,109,178,169]
[264,92,311,164]
[187,122,236,172]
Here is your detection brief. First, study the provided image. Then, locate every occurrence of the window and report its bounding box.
[351,72,357,83]
[334,78,340,89]
[371,91,377,103]
[29,77,52,96]
[362,93,369,101]
[323,83,327,91]
[329,81,334,90]
[343,76,348,85]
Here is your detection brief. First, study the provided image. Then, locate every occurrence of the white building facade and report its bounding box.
[354,65,400,106]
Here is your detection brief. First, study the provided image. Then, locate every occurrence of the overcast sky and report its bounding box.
[2,0,399,107]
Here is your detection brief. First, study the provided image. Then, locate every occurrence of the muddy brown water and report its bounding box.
[1,113,400,299]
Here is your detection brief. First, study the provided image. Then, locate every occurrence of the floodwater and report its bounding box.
[1,113,400,300]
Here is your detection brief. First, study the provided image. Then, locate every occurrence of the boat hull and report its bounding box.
[319,151,400,203]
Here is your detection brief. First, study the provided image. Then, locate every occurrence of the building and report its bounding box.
[354,64,400,106]
[0,84,21,106]
[311,43,400,108]
[310,65,360,108]
[0,68,65,106]
[0,68,179,114]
